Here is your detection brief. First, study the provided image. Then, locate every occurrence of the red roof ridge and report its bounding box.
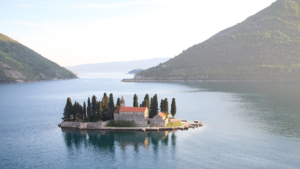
[119,107,147,113]
[158,112,165,118]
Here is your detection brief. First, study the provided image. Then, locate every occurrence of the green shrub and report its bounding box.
[108,120,136,127]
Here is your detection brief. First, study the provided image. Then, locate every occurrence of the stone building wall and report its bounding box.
[149,116,169,127]
[117,112,147,127]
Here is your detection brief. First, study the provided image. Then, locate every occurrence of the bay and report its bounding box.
[0,73,300,169]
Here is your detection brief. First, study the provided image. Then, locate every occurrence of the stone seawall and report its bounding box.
[61,121,110,130]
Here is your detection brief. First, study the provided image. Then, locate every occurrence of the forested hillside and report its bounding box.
[136,0,300,80]
[0,33,76,83]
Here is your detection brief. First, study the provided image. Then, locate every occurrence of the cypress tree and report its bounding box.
[171,98,177,117]
[150,97,153,118]
[160,99,165,112]
[109,93,115,120]
[116,98,121,109]
[97,101,103,121]
[72,101,78,121]
[87,97,91,122]
[79,104,83,119]
[144,94,150,111]
[164,98,169,114]
[133,94,138,107]
[83,102,86,120]
[102,93,109,110]
[92,95,97,122]
[62,97,72,121]
[109,93,115,111]
[153,94,158,117]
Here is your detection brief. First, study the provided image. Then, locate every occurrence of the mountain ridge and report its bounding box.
[133,0,300,81]
[0,33,77,83]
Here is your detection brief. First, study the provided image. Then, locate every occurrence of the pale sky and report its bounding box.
[0,0,276,67]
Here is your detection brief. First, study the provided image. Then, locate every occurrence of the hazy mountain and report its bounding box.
[135,0,300,81]
[0,33,77,83]
[67,58,170,73]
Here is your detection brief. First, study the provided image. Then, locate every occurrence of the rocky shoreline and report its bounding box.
[122,77,300,83]
[0,77,79,84]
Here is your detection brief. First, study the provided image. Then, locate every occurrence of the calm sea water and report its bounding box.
[1,73,300,169]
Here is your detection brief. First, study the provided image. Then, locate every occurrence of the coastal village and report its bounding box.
[60,93,202,131]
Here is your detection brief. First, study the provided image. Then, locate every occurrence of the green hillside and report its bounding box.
[136,0,300,80]
[0,33,77,83]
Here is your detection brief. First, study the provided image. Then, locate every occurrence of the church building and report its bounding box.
[114,95,169,127]
[114,95,149,127]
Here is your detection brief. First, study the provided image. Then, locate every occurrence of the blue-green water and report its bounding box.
[1,73,300,168]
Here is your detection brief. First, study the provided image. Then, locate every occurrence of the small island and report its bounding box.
[59,93,202,131]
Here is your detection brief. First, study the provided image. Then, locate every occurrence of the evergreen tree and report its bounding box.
[109,93,115,120]
[72,101,78,120]
[133,94,138,107]
[102,93,109,110]
[150,97,154,118]
[87,97,91,122]
[92,95,97,122]
[62,97,72,121]
[144,94,150,111]
[164,98,169,114]
[171,98,177,117]
[83,102,86,120]
[140,103,142,107]
[109,93,115,111]
[160,99,165,112]
[149,94,158,118]
[97,101,103,121]
[116,98,121,110]
[153,94,158,117]
[79,104,83,119]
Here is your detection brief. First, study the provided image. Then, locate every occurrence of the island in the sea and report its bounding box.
[59,93,202,131]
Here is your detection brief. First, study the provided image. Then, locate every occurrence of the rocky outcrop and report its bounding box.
[0,62,25,79]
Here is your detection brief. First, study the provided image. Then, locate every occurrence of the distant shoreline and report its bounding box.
[121,78,300,83]
[0,77,79,84]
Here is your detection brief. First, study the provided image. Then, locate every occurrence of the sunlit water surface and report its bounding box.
[1,73,300,169]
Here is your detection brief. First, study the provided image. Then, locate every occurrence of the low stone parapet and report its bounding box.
[61,121,110,130]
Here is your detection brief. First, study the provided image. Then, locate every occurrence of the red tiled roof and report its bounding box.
[119,107,147,113]
[158,112,165,118]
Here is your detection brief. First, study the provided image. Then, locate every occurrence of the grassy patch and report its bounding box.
[108,120,136,127]
[166,122,184,127]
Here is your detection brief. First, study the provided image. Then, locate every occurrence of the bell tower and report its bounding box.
[120,95,126,107]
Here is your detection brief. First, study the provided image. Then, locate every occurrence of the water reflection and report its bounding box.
[62,128,175,153]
